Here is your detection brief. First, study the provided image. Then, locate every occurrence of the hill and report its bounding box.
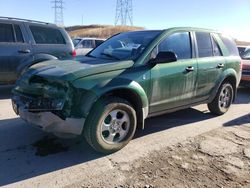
[65,25,144,39]
[236,40,250,46]
[66,25,250,47]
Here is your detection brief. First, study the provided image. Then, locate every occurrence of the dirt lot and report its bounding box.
[0,86,250,188]
[65,115,250,188]
[122,122,250,188]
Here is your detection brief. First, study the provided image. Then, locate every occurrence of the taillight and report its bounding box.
[71,49,76,57]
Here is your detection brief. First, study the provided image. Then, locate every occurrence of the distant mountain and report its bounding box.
[65,25,144,39]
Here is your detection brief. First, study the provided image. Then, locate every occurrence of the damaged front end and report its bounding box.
[12,75,85,138]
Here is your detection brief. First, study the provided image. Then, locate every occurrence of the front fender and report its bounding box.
[73,77,149,118]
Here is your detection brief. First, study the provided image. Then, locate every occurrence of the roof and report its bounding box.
[0,16,55,26]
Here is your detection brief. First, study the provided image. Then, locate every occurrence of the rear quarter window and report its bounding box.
[30,25,66,44]
[219,35,239,56]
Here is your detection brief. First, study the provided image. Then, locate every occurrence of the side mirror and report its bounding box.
[151,51,177,64]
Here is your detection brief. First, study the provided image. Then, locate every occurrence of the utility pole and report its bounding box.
[115,0,133,26]
[52,0,64,26]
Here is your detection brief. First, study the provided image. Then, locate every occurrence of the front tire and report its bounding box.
[208,82,234,115]
[84,97,137,154]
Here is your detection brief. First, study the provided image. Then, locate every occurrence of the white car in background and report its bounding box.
[73,37,105,56]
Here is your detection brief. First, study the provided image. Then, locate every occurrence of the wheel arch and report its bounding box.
[77,80,149,130]
[209,69,238,103]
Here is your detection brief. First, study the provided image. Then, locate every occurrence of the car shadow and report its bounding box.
[223,114,250,127]
[135,107,214,139]
[0,106,215,186]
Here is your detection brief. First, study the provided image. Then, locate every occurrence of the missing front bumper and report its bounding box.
[19,108,85,138]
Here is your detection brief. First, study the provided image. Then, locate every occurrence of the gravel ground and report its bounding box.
[66,115,250,188]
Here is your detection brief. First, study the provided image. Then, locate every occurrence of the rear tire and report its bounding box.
[208,82,234,115]
[84,97,137,154]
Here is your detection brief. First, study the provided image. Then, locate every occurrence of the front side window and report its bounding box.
[88,31,161,61]
[196,32,213,58]
[30,26,65,44]
[158,32,192,60]
[0,23,14,42]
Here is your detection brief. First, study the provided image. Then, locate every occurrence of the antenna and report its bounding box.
[52,0,64,26]
[115,0,133,26]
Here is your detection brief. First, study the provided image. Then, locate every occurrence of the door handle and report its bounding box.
[185,66,194,72]
[217,63,224,68]
[18,49,31,54]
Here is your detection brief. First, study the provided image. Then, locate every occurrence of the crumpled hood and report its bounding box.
[27,56,134,82]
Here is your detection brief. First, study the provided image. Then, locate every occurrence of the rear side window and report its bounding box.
[219,35,239,56]
[196,32,213,58]
[14,25,24,43]
[0,23,14,42]
[158,32,192,60]
[30,26,65,44]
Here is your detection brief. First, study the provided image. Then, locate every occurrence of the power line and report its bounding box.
[115,0,133,26]
[52,0,64,26]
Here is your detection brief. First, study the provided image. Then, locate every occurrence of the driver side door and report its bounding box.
[149,32,197,114]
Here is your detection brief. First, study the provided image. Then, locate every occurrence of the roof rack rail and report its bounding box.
[0,16,54,25]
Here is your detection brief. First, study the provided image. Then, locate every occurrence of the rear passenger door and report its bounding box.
[149,32,198,113]
[0,23,32,84]
[194,32,225,101]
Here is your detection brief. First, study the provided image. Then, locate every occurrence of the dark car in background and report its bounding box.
[0,17,75,84]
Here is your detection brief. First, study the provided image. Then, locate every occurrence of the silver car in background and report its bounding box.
[73,37,105,56]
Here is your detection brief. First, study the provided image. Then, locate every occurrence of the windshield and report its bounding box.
[72,38,82,47]
[88,31,162,61]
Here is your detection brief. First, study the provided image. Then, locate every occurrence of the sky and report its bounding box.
[1,0,250,41]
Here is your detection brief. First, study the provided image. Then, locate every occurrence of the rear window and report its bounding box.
[30,26,66,44]
[219,35,239,56]
[0,23,14,42]
[196,32,213,58]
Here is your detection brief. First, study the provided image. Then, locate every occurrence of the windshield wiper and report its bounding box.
[100,52,120,60]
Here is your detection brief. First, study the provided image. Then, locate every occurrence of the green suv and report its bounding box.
[12,27,241,153]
